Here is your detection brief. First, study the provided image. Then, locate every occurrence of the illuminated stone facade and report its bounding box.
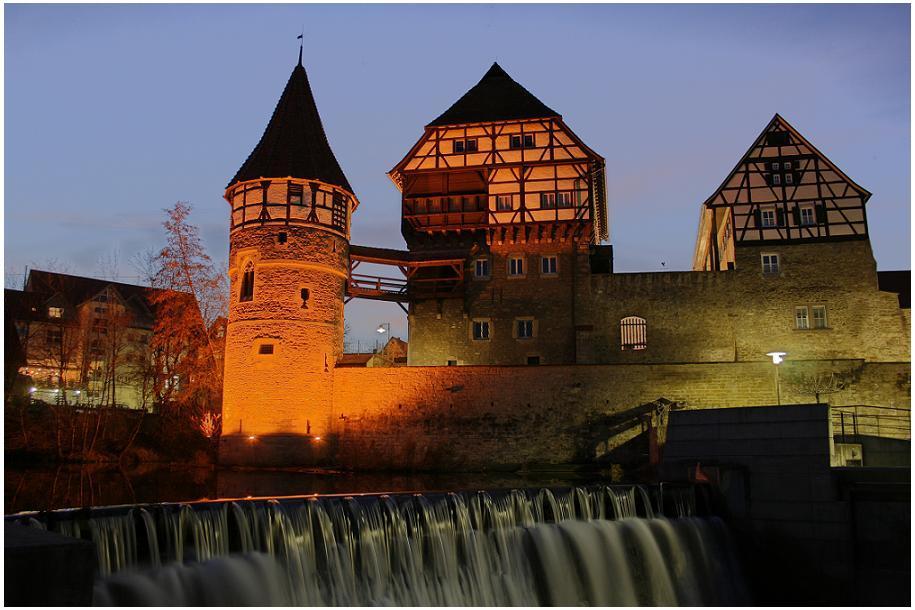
[220,56,358,463]
[219,59,909,467]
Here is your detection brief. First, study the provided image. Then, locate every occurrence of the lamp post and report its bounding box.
[766,351,787,405]
[376,322,390,352]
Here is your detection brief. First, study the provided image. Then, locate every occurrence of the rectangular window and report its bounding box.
[540,193,556,209]
[465,138,478,152]
[509,134,535,149]
[447,359,458,366]
[526,355,541,366]
[258,344,274,355]
[508,256,525,277]
[772,174,781,185]
[800,207,815,226]
[541,255,558,275]
[516,319,534,339]
[761,209,776,227]
[474,258,490,279]
[46,328,62,345]
[48,307,63,318]
[288,184,303,205]
[472,320,490,341]
[812,306,827,329]
[784,161,792,170]
[557,192,573,208]
[785,173,794,185]
[772,162,780,171]
[795,306,809,330]
[496,195,513,211]
[453,139,464,153]
[761,253,780,275]
[278,232,287,244]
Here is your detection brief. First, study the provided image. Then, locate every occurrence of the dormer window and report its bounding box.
[48,307,63,318]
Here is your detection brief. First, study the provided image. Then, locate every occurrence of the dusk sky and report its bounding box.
[5,3,910,348]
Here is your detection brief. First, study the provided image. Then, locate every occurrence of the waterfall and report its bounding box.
[17,485,748,606]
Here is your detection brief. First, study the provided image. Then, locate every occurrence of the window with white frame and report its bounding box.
[496,195,513,211]
[515,318,534,339]
[761,209,776,227]
[795,306,809,329]
[761,253,780,274]
[472,319,490,341]
[800,206,815,226]
[785,173,794,185]
[620,316,647,351]
[540,192,556,209]
[772,174,781,185]
[508,255,525,277]
[812,306,827,329]
[541,255,558,276]
[474,258,490,279]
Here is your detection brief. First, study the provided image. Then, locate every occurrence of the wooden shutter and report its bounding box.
[792,206,801,225]
[754,208,762,227]
[776,208,785,227]
[816,203,827,224]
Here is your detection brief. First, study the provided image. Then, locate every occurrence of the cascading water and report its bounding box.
[18,485,748,606]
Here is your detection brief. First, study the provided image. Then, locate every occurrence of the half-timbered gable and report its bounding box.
[390,63,608,248]
[693,114,871,271]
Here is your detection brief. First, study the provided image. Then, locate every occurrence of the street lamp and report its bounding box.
[376,323,390,334]
[766,351,788,405]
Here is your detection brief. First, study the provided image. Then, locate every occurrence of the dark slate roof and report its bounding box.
[427,63,560,127]
[23,270,193,326]
[877,270,911,309]
[229,60,352,193]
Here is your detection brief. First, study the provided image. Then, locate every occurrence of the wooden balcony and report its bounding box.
[403,195,489,232]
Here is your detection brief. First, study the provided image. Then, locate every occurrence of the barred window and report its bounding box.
[620,316,647,351]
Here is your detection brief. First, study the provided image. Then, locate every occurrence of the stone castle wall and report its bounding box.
[330,359,909,470]
[410,239,910,366]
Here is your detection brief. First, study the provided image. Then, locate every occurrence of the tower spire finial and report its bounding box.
[297,28,303,66]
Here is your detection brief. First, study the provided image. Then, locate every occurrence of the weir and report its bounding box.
[9,484,748,606]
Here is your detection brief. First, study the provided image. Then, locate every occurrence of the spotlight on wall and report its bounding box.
[28,387,36,394]
[247,435,257,442]
[766,351,787,365]
[313,436,322,442]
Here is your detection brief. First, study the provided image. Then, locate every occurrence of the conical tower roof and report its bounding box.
[427,62,560,127]
[229,59,352,193]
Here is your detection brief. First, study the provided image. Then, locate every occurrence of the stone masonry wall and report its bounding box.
[331,359,909,471]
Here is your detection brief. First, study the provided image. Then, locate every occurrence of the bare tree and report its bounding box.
[148,202,226,420]
[788,371,851,404]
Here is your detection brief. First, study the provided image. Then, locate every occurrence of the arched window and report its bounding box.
[240,262,254,302]
[620,316,647,351]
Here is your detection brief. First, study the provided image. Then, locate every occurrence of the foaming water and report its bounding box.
[20,485,747,606]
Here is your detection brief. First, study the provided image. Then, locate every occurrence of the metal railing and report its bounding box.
[831,405,911,441]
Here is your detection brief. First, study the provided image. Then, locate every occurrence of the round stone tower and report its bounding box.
[220,54,357,465]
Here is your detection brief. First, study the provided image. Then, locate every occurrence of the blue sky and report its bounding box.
[5,4,910,348]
